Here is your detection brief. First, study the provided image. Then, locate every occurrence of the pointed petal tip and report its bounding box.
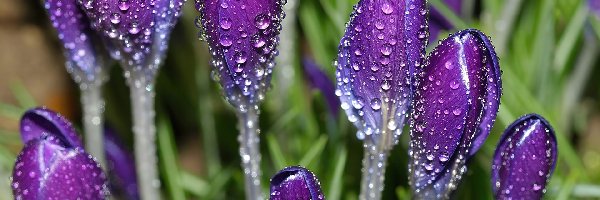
[270,166,325,200]
[492,113,557,199]
[20,107,82,148]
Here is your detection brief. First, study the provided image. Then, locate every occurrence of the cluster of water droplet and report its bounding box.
[492,116,556,199]
[408,30,501,199]
[78,0,184,84]
[44,0,109,88]
[196,0,286,111]
[335,0,428,151]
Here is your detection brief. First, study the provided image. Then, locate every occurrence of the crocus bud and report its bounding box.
[269,166,324,200]
[104,127,138,200]
[196,0,285,109]
[336,0,427,149]
[492,114,557,199]
[44,0,109,86]
[12,107,108,199]
[409,29,501,199]
[303,58,340,117]
[79,0,185,82]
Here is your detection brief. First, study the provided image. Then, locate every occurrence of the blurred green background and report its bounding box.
[1,0,600,199]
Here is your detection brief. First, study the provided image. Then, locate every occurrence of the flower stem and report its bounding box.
[236,108,263,200]
[359,147,390,200]
[80,84,106,170]
[130,84,160,200]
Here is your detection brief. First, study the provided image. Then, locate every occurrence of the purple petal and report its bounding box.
[20,107,83,149]
[492,114,557,199]
[105,127,139,200]
[196,0,285,108]
[336,0,427,145]
[44,0,109,84]
[428,0,461,42]
[12,108,108,199]
[590,0,600,18]
[303,58,340,117]
[409,29,501,198]
[80,0,185,81]
[269,166,324,200]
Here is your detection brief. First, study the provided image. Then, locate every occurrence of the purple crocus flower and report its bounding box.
[11,107,108,199]
[104,127,139,200]
[196,0,285,108]
[409,29,501,199]
[491,114,557,199]
[269,166,325,200]
[303,58,340,117]
[79,0,185,81]
[44,0,109,85]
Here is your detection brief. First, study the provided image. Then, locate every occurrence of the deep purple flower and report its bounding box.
[336,0,427,147]
[196,0,285,108]
[80,0,185,81]
[44,0,109,85]
[11,107,108,199]
[409,29,501,199]
[303,58,340,117]
[105,127,139,200]
[429,0,462,42]
[491,114,557,199]
[269,166,324,200]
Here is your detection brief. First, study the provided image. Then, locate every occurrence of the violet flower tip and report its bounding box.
[269,166,325,200]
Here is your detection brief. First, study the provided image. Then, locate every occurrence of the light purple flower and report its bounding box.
[12,107,108,199]
[44,0,109,85]
[79,0,185,81]
[336,0,428,148]
[196,0,285,108]
[409,29,502,199]
[492,114,557,199]
[269,166,324,200]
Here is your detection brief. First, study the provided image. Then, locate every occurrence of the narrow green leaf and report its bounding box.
[298,135,328,167]
[266,134,288,170]
[326,147,347,200]
[10,82,36,108]
[180,171,209,197]
[0,103,24,119]
[554,3,588,75]
[429,0,469,29]
[157,117,186,200]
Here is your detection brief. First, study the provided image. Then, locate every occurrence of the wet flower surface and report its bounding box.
[269,166,324,200]
[196,0,286,108]
[11,108,108,199]
[409,29,501,199]
[492,114,557,200]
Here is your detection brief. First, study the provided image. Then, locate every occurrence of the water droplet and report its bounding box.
[452,108,462,115]
[110,13,121,24]
[235,52,247,64]
[255,14,271,30]
[129,22,140,34]
[118,0,130,11]
[220,34,233,47]
[449,81,460,89]
[371,98,382,110]
[220,18,232,30]
[381,3,393,14]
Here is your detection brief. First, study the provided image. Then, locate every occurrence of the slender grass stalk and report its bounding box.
[236,108,263,200]
[130,82,160,200]
[80,84,106,169]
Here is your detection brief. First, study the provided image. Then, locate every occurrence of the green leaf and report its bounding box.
[157,116,186,200]
[326,147,347,200]
[298,135,328,167]
[10,82,36,109]
[266,134,288,170]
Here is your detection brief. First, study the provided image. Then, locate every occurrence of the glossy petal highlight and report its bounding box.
[336,0,427,147]
[492,114,557,199]
[196,0,285,108]
[269,166,324,200]
[409,29,501,199]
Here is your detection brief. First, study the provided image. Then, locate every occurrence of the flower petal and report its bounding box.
[80,0,185,80]
[303,58,340,117]
[44,0,109,85]
[428,0,461,42]
[20,107,82,149]
[336,0,427,145]
[409,29,501,199]
[196,0,285,108]
[105,127,138,200]
[491,114,557,199]
[12,136,108,199]
[269,166,324,200]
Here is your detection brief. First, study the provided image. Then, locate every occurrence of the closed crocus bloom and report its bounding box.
[80,0,185,82]
[196,0,285,108]
[409,29,501,199]
[12,107,108,199]
[336,0,427,199]
[492,114,557,200]
[303,58,340,117]
[104,128,138,200]
[269,166,324,200]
